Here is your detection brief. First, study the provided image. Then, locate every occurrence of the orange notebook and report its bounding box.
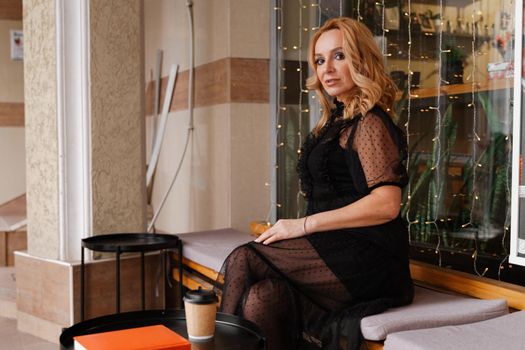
[73,324,191,350]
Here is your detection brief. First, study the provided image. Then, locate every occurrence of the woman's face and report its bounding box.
[314,29,354,98]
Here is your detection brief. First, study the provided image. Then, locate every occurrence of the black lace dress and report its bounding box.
[218,103,414,350]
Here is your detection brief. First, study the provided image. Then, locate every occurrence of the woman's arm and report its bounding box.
[255,185,401,245]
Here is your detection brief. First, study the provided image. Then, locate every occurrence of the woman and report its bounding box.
[219,17,413,350]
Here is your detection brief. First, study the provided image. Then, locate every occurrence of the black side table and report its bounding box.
[80,233,183,321]
[60,309,266,350]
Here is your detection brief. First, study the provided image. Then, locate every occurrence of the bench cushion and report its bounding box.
[384,310,525,350]
[360,286,508,341]
[179,228,253,273]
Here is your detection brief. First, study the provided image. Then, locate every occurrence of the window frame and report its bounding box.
[510,0,525,266]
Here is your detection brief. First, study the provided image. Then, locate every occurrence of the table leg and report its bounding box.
[116,247,121,313]
[80,246,85,321]
[163,249,167,309]
[178,240,183,308]
[141,251,145,310]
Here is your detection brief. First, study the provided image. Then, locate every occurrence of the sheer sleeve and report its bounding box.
[350,110,408,190]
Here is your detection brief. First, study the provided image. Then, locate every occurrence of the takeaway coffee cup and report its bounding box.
[184,288,218,342]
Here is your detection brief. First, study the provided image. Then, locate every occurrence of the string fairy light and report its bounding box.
[272,0,328,221]
[317,0,321,28]
[459,0,485,277]
[496,0,515,280]
[266,0,285,224]
[381,0,387,56]
[405,0,419,243]
[461,0,479,232]
[309,0,322,122]
[498,133,513,278]
[296,0,305,218]
[422,0,453,267]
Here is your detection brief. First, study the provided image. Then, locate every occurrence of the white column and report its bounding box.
[56,0,92,261]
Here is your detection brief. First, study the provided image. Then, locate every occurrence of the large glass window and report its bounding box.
[272,0,525,284]
[510,0,525,266]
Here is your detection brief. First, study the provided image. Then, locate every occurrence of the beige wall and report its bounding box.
[144,0,269,75]
[229,0,270,59]
[144,0,227,74]
[23,0,60,258]
[150,103,270,232]
[90,0,147,234]
[0,128,25,205]
[145,0,271,234]
[229,103,271,230]
[0,19,25,205]
[0,20,24,102]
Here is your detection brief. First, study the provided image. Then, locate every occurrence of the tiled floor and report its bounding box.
[0,317,56,350]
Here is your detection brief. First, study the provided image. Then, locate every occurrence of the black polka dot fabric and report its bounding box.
[351,111,405,189]
[219,239,349,350]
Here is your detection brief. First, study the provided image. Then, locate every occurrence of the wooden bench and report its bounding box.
[383,310,525,349]
[171,229,525,349]
[171,228,254,298]
[364,261,525,350]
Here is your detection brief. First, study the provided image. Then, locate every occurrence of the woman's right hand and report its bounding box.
[254,217,308,245]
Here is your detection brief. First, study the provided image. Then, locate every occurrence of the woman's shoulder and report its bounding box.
[365,104,392,120]
[356,105,407,144]
[357,105,393,129]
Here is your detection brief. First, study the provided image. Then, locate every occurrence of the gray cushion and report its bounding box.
[384,310,525,350]
[179,228,253,272]
[361,286,508,341]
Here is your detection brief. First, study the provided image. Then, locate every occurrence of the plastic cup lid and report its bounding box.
[184,288,218,305]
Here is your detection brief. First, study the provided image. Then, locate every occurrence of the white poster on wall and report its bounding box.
[10,30,23,60]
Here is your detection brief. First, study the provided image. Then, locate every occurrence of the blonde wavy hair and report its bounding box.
[306,17,398,136]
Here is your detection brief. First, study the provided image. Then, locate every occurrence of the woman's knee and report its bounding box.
[225,244,254,268]
[242,279,290,319]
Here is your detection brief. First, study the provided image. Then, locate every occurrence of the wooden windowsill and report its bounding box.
[410,260,525,310]
[396,78,513,100]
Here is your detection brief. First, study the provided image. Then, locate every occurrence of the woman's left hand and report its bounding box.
[254,218,306,245]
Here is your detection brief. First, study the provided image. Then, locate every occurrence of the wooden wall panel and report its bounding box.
[0,0,22,21]
[71,254,165,322]
[0,102,24,126]
[195,58,230,107]
[6,230,26,265]
[16,252,72,325]
[230,57,269,103]
[145,57,269,116]
[0,232,6,266]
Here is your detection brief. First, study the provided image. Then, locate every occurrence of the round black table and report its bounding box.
[60,309,266,350]
[81,233,183,321]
